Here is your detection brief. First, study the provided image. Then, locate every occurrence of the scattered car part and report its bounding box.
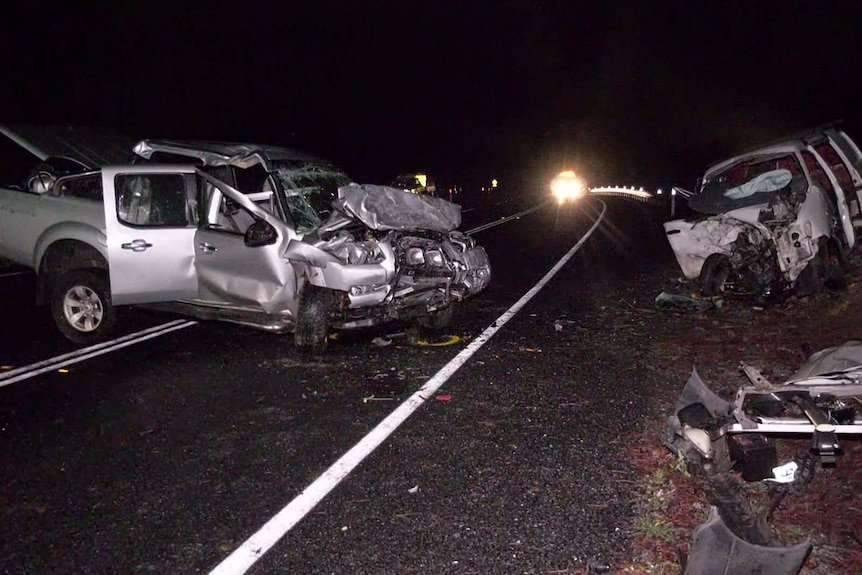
[683,506,810,575]
[654,291,716,312]
[664,341,862,470]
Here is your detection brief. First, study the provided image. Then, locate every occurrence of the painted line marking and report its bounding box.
[0,270,33,279]
[0,319,198,389]
[209,201,607,575]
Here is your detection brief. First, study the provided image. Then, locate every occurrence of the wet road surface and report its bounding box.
[0,198,672,574]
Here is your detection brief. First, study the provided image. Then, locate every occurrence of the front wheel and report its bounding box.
[50,270,116,344]
[294,286,335,354]
[699,253,731,296]
[416,303,457,331]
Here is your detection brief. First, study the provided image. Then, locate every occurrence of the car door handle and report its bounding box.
[198,242,218,253]
[121,239,153,252]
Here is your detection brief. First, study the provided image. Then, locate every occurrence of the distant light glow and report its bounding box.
[550,170,585,203]
[588,186,653,199]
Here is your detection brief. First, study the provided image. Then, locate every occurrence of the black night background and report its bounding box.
[3,0,861,200]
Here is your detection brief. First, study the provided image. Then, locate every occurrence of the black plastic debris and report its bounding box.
[729,435,777,481]
[655,291,716,312]
[684,507,810,575]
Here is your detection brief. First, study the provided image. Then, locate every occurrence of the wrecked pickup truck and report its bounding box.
[664,126,862,299]
[0,130,491,350]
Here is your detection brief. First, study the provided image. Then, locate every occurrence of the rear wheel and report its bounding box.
[821,240,847,291]
[797,239,847,296]
[50,270,116,344]
[294,286,335,354]
[699,254,731,296]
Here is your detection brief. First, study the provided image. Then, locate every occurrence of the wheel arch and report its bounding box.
[37,239,109,305]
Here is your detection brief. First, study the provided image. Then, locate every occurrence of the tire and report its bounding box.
[699,253,731,296]
[797,239,846,296]
[50,270,116,344]
[822,240,847,291]
[294,286,335,354]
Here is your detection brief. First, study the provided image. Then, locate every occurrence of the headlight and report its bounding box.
[550,170,585,203]
[426,250,445,266]
[405,247,425,265]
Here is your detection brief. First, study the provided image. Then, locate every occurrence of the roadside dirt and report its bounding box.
[578,248,862,575]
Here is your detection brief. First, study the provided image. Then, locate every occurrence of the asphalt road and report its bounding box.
[0,197,671,575]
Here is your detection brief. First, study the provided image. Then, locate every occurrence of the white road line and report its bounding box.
[0,319,198,388]
[0,270,32,279]
[209,200,607,575]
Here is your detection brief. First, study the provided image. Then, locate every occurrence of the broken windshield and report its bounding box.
[690,153,806,215]
[273,160,352,230]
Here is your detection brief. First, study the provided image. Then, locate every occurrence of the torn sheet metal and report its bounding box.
[334,184,462,232]
[663,214,755,280]
[132,139,328,169]
[684,507,810,575]
[790,340,862,379]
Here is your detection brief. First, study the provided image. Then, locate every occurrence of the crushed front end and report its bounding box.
[285,184,490,330]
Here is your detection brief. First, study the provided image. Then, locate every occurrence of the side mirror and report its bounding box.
[244,219,278,247]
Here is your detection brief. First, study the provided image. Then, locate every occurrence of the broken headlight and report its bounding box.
[405,247,425,266]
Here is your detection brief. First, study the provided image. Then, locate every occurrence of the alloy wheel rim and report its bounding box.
[62,285,104,332]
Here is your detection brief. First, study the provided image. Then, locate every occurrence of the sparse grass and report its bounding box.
[633,515,675,541]
[648,467,667,488]
[670,451,691,478]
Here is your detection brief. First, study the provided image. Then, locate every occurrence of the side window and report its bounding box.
[56,174,103,201]
[814,142,854,193]
[233,164,278,215]
[801,151,834,194]
[199,176,259,235]
[115,173,195,227]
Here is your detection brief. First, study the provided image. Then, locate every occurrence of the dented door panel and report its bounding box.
[193,171,300,315]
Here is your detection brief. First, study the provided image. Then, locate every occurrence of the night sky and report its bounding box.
[3,1,861,197]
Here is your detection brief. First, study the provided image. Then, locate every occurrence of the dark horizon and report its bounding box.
[3,1,861,196]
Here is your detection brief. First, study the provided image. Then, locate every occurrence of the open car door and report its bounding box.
[102,165,200,304]
[823,128,862,229]
[193,171,298,314]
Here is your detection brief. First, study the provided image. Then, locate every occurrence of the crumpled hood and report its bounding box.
[334,184,462,232]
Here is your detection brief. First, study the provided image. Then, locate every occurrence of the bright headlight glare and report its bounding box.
[550,171,584,202]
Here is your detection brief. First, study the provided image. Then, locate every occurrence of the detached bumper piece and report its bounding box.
[684,507,810,575]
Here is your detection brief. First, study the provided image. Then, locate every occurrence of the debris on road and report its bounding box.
[415,334,462,347]
[407,485,420,494]
[654,291,717,313]
[371,337,393,347]
[435,394,453,402]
